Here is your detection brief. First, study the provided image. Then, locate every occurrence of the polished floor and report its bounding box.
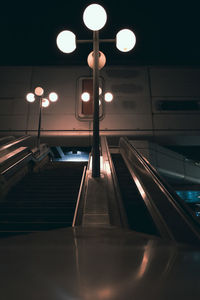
[0,227,199,300]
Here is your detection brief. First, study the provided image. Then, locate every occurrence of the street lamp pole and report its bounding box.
[92,30,100,177]
[26,89,59,150]
[56,3,136,178]
[37,97,42,149]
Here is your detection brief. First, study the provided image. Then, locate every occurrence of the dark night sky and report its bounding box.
[0,0,199,66]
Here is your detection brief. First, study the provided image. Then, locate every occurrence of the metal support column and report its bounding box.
[37,97,42,150]
[92,31,100,177]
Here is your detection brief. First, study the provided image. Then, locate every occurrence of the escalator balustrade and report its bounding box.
[111,153,160,237]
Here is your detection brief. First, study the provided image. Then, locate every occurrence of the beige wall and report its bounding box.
[0,65,199,140]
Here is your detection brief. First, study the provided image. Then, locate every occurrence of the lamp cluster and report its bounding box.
[26,87,58,108]
[25,86,59,149]
[56,4,136,54]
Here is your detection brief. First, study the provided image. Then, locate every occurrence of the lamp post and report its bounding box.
[26,88,59,150]
[56,3,136,177]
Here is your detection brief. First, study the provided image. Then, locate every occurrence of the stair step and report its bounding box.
[0,214,74,221]
[0,161,87,231]
[0,222,73,231]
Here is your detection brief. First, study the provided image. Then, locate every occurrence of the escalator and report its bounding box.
[112,153,160,236]
[110,137,200,245]
[0,161,86,232]
[0,136,14,146]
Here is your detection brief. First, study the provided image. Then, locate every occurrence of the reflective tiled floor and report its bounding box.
[0,227,200,300]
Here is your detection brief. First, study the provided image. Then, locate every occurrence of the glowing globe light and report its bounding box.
[42,98,50,108]
[81,92,90,102]
[35,87,44,96]
[87,50,106,70]
[116,29,136,52]
[26,93,35,103]
[104,92,113,102]
[49,92,58,102]
[56,30,76,53]
[83,4,107,31]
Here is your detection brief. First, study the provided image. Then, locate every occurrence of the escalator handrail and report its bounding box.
[123,137,200,225]
[120,137,200,244]
[140,152,198,219]
[101,136,129,228]
[120,146,174,239]
[0,135,32,153]
[0,136,15,146]
[1,144,51,178]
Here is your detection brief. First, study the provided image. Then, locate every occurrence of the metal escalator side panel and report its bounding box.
[111,153,161,236]
[0,136,15,147]
[101,136,129,228]
[119,151,174,240]
[76,136,128,229]
[119,137,200,245]
[0,135,32,155]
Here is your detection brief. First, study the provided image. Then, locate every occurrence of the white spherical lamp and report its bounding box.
[87,51,106,70]
[49,92,58,102]
[42,98,50,108]
[83,4,107,31]
[104,92,113,102]
[56,30,76,53]
[116,29,136,52]
[26,93,35,103]
[81,92,90,102]
[35,87,44,96]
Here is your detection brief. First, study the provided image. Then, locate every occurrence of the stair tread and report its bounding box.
[1,161,87,230]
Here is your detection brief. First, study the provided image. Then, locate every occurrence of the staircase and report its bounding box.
[0,161,86,231]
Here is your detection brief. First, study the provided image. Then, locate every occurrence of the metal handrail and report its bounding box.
[124,137,200,226]
[121,147,174,240]
[0,135,32,153]
[1,153,32,176]
[1,144,51,179]
[0,136,14,146]
[72,166,87,227]
[102,136,129,228]
[120,137,200,244]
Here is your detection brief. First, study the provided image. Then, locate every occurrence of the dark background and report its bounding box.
[0,0,199,66]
